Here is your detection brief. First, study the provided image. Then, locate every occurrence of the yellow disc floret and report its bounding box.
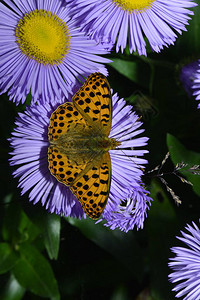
[15,10,71,65]
[113,0,155,12]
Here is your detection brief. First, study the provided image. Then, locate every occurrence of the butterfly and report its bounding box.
[48,73,120,219]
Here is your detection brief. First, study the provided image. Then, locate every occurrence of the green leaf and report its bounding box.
[66,217,145,281]
[13,243,60,300]
[175,5,200,58]
[2,201,21,242]
[0,274,25,300]
[29,209,61,260]
[110,58,150,89]
[147,180,177,299]
[110,59,138,81]
[38,213,61,260]
[167,134,200,196]
[0,243,19,274]
[2,202,40,244]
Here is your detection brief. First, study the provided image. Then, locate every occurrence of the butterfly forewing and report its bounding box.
[73,73,112,136]
[48,102,88,142]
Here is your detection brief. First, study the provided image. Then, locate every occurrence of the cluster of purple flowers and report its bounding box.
[0,0,200,297]
[0,0,197,104]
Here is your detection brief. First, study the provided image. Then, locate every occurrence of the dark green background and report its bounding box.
[0,5,200,300]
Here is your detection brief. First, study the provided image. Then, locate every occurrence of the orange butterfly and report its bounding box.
[48,73,120,219]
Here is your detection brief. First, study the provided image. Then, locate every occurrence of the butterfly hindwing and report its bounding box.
[70,152,111,219]
[48,146,90,186]
[48,147,111,219]
[73,73,112,135]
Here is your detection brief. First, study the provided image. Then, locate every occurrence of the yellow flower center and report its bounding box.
[113,0,155,12]
[15,9,71,65]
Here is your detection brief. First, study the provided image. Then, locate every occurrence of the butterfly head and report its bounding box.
[92,136,121,151]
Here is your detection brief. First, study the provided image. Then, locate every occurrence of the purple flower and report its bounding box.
[180,60,200,97]
[179,59,200,108]
[70,0,197,56]
[0,0,111,105]
[100,187,152,232]
[9,78,151,231]
[169,221,200,299]
[192,61,200,109]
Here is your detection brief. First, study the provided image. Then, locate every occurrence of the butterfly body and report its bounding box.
[48,73,120,219]
[50,133,119,152]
